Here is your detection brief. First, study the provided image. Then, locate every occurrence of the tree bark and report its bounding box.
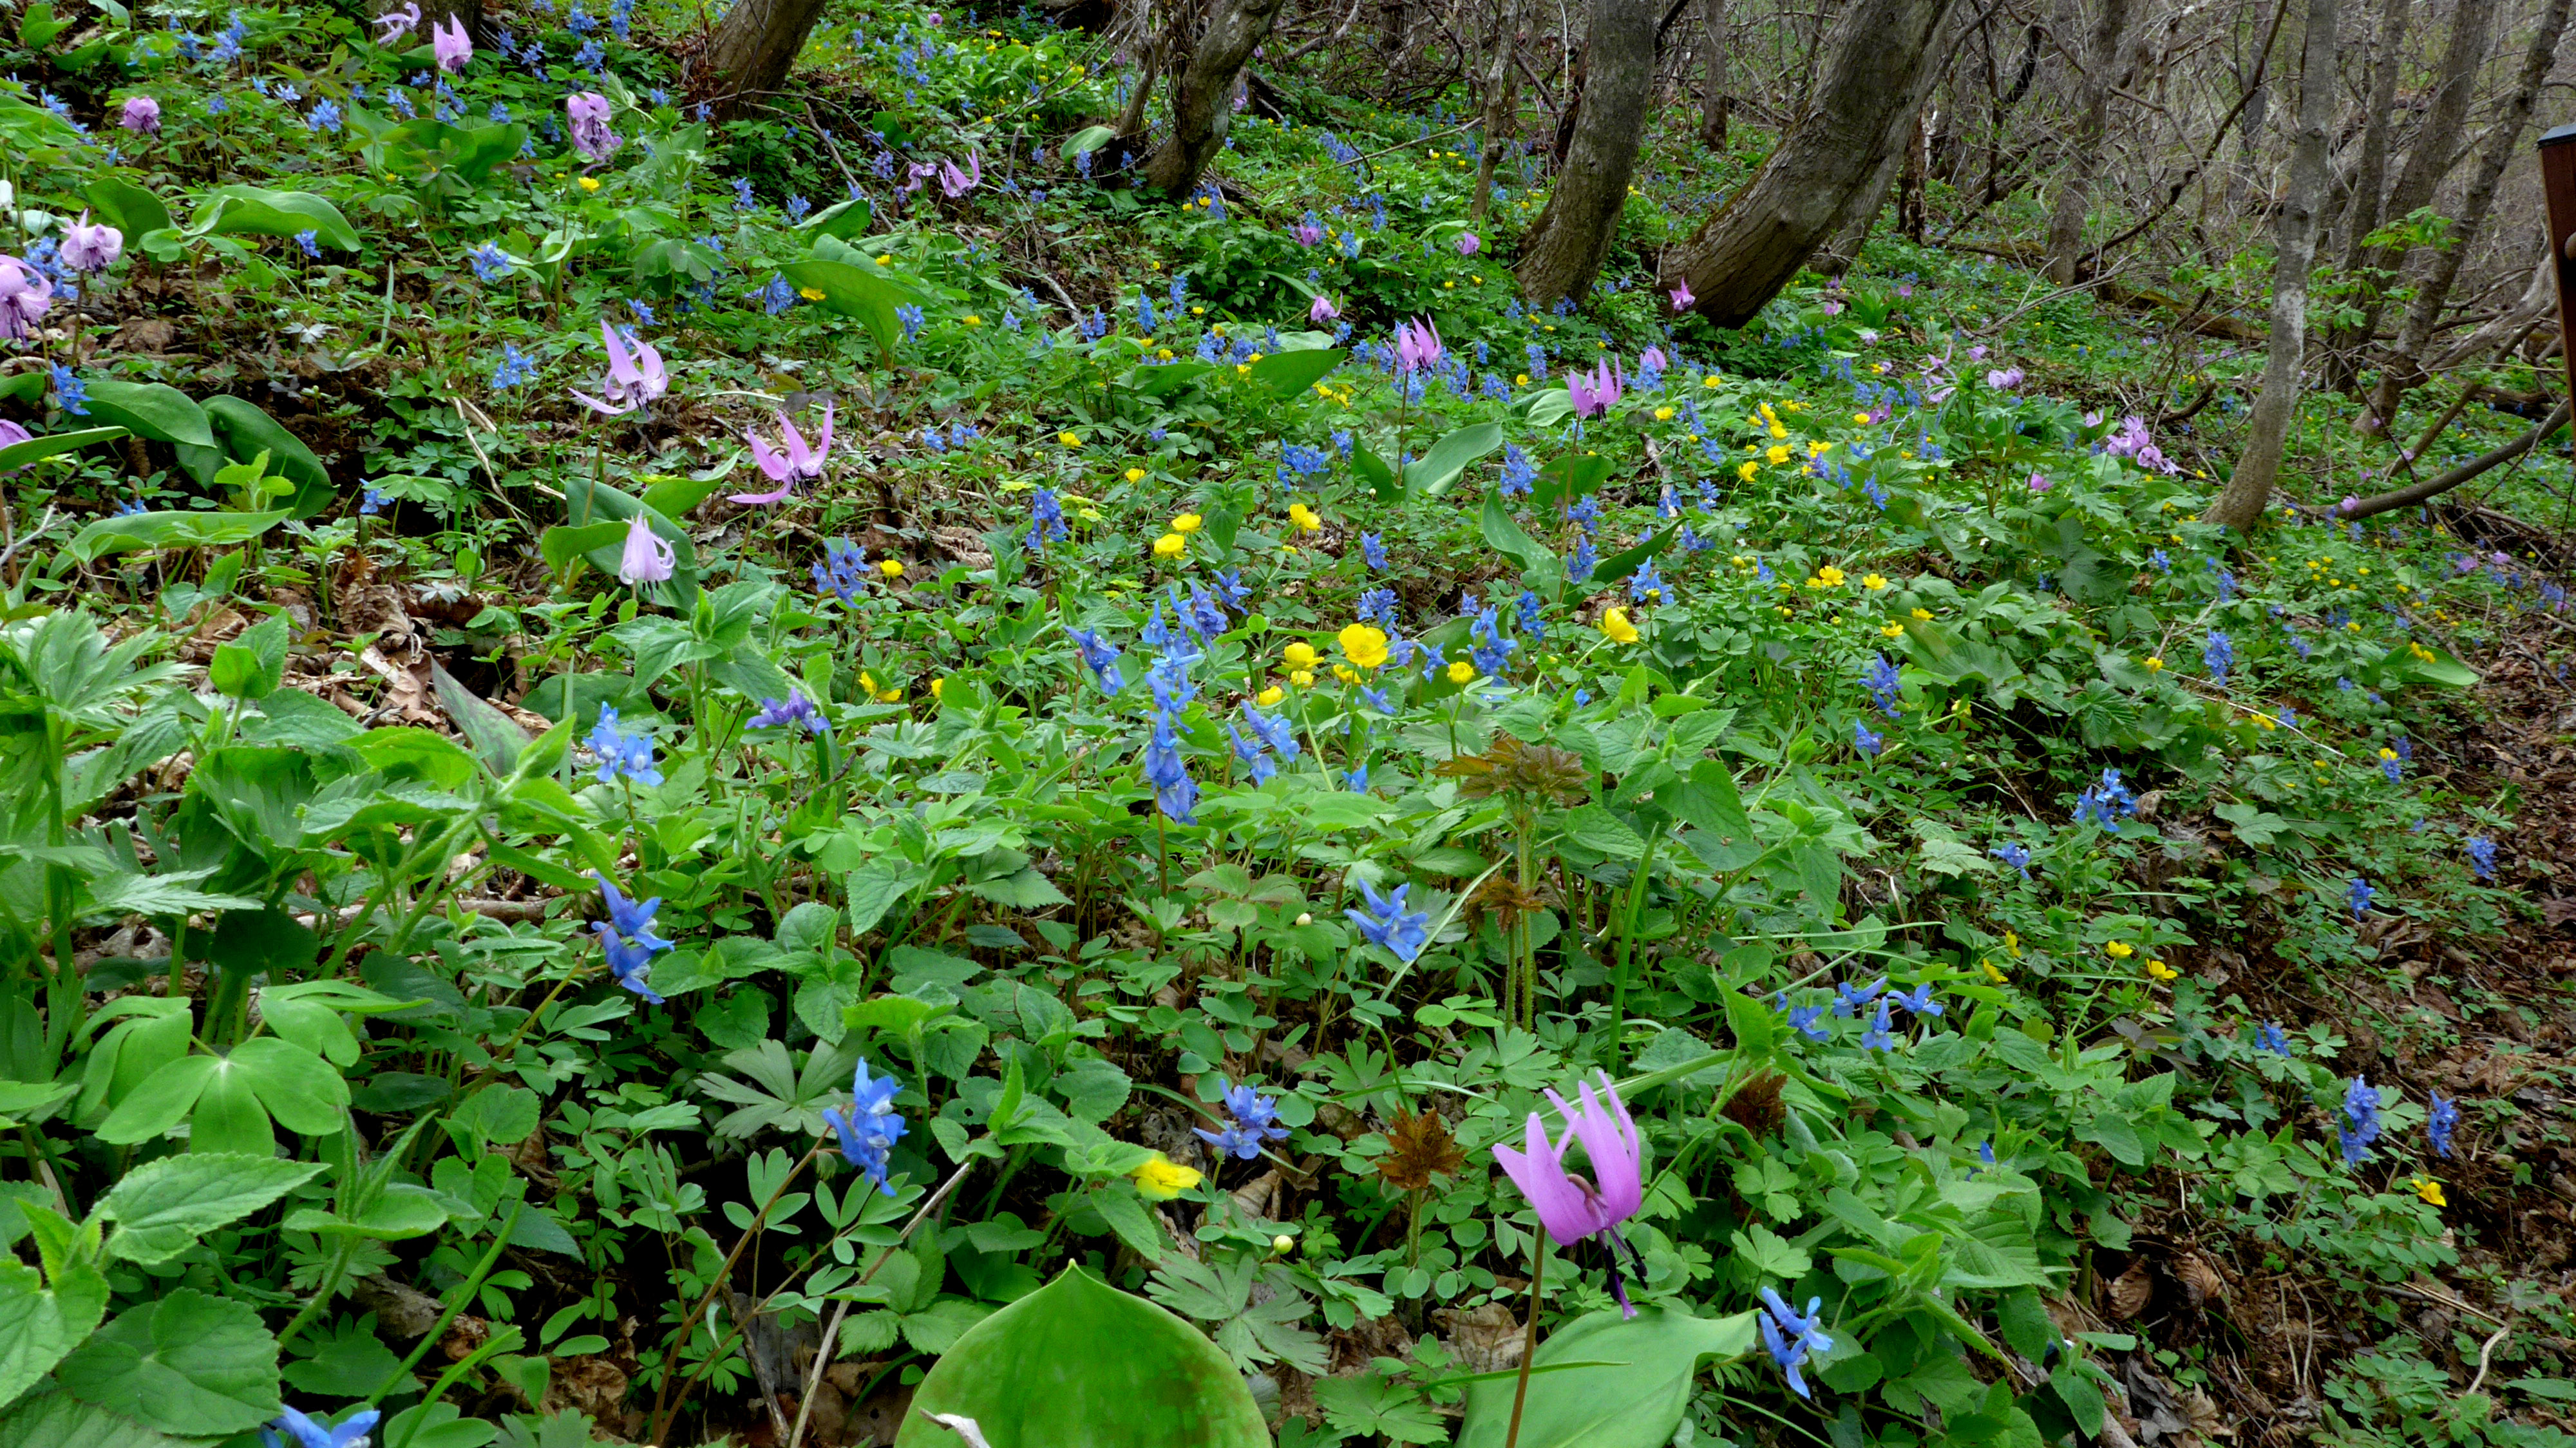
[1471,0,1528,222]
[1815,145,1903,276]
[2331,0,2497,364]
[2318,0,2410,386]
[2206,0,2340,531]
[1141,0,1292,196]
[2363,0,2571,429]
[2043,0,2137,284]
[1660,0,1964,327]
[1698,0,1728,147]
[699,0,833,119]
[1513,0,1658,307]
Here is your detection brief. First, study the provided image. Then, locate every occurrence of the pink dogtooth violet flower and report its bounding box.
[1456,231,1481,256]
[375,2,421,41]
[1567,359,1623,419]
[1309,294,1340,323]
[617,513,674,585]
[569,319,668,416]
[937,151,982,197]
[118,96,161,134]
[1392,316,1443,373]
[60,214,124,274]
[1492,1071,1651,1317]
[729,403,835,505]
[431,14,471,72]
[1669,280,1695,309]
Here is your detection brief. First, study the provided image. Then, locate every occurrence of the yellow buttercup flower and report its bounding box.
[1283,642,1321,669]
[1600,607,1640,644]
[1766,444,1791,465]
[1738,461,1757,482]
[1881,622,1905,638]
[1287,502,1323,533]
[2144,656,2164,671]
[1654,406,1675,421]
[578,176,601,192]
[2412,1177,2446,1207]
[1154,533,1186,558]
[878,688,902,703]
[1862,573,1888,591]
[1331,664,1357,683]
[800,287,828,301]
[1172,512,1203,534]
[1256,685,1284,706]
[1058,431,1083,446]
[2105,941,2134,960]
[1447,660,1476,684]
[1125,467,1146,482]
[930,678,945,698]
[1812,566,1847,588]
[1911,607,1933,622]
[1703,374,1721,388]
[1133,1153,1202,1200]
[878,560,904,578]
[1338,624,1390,670]
[1290,669,1316,687]
[962,313,981,325]
[1853,412,1871,424]
[2146,958,2178,983]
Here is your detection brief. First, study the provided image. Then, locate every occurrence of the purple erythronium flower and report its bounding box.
[1392,316,1443,373]
[1669,280,1694,309]
[0,257,55,340]
[1567,360,1621,419]
[1493,1072,1648,1316]
[616,513,674,585]
[1758,1290,1832,1398]
[431,13,471,70]
[119,95,161,134]
[262,1406,382,1448]
[570,319,668,415]
[1309,293,1340,323]
[1456,231,1480,256]
[750,691,824,733]
[729,403,834,504]
[2427,1090,2458,1158]
[824,1060,907,1196]
[374,1,421,40]
[60,214,122,273]
[937,150,982,196]
[1984,366,2023,390]
[566,90,621,160]
[1345,878,1430,962]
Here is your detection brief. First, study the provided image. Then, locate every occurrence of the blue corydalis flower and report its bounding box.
[824,1060,907,1196]
[750,691,824,734]
[1990,842,2032,877]
[1347,878,1430,963]
[2338,1075,2383,1165]
[2427,1090,2458,1158]
[262,1406,382,1448]
[1758,1290,1832,1399]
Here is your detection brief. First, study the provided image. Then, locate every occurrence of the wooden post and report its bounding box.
[2539,122,2576,412]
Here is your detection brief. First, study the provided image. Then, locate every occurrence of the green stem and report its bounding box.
[1502,1233,1548,1448]
[366,1200,525,1413]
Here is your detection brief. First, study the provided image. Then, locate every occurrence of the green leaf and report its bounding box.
[0,1260,110,1417]
[779,257,910,358]
[795,196,876,242]
[207,614,287,701]
[1352,445,1397,501]
[1589,524,1680,588]
[1480,491,1549,574]
[1562,804,1647,861]
[187,1063,272,1159]
[1059,124,1115,158]
[203,397,334,518]
[556,479,697,607]
[540,521,628,579]
[94,1056,218,1144]
[450,1085,542,1148]
[97,1154,325,1266]
[0,1393,187,1448]
[56,1288,281,1436]
[65,510,289,564]
[1454,1307,1759,1448]
[84,177,171,240]
[1245,348,1345,399]
[1402,421,1504,497]
[190,186,361,251]
[282,1185,450,1242]
[72,381,212,449]
[1532,452,1615,513]
[0,426,126,473]
[893,1266,1266,1448]
[430,662,527,773]
[228,1038,348,1136]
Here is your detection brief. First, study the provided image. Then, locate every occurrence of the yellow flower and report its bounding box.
[1338,624,1390,670]
[1133,1153,1202,1199]
[1256,685,1284,706]
[859,672,877,694]
[930,678,945,698]
[1125,467,1146,482]
[1331,664,1356,683]
[1853,412,1871,424]
[1058,431,1083,446]
[1154,533,1186,557]
[2378,747,2398,762]
[578,176,601,192]
[1172,512,1203,534]
[1703,374,1721,388]
[2145,958,2177,982]
[877,560,904,578]
[2105,940,2134,960]
[800,287,828,301]
[2412,1177,2446,1207]
[1911,607,1933,622]
[876,254,893,265]
[1290,669,1316,687]
[963,313,981,325]
[1287,502,1322,533]
[2144,656,2164,671]
[1654,406,1675,421]
[1738,462,1757,482]
[2004,930,2022,958]
[1447,660,1476,684]
[1981,960,2007,983]
[1600,607,1640,643]
[878,688,902,703]
[1766,444,1791,465]
[1862,573,1888,591]
[1881,622,1905,638]
[1283,641,1321,669]
[1815,566,1847,588]
[1515,373,1531,386]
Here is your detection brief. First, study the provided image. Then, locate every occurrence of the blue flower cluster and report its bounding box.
[587,706,662,786]
[825,1060,908,1196]
[2072,767,2136,826]
[2338,1075,2382,1165]
[1347,878,1430,963]
[1195,1081,1289,1161]
[813,538,869,602]
[589,871,672,1004]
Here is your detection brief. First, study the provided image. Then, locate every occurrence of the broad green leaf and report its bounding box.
[71,381,211,449]
[187,1063,273,1159]
[540,521,629,578]
[430,663,528,773]
[283,1185,450,1242]
[65,510,289,564]
[94,1055,218,1144]
[0,1393,187,1448]
[202,397,334,517]
[1352,444,1398,501]
[1403,421,1504,497]
[84,177,171,239]
[1245,347,1345,399]
[795,196,875,241]
[229,1038,348,1136]
[779,257,908,357]
[1059,124,1115,158]
[57,1288,281,1437]
[894,1267,1266,1448]
[1454,1307,1759,1448]
[1562,803,1647,861]
[0,1259,109,1416]
[189,186,361,250]
[97,1154,324,1266]
[1481,491,1550,574]
[207,613,287,701]
[0,426,126,473]
[558,478,698,607]
[1590,524,1680,587]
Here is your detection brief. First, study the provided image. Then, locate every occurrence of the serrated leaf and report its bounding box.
[98,1155,323,1266]
[56,1288,280,1436]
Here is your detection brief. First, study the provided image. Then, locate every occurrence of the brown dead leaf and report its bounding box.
[1433,1302,1524,1375]
[2174,1250,2227,1309]
[2108,1259,2154,1320]
[1376,1109,1466,1192]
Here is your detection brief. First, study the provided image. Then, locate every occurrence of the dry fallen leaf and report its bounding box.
[2108,1259,2154,1320]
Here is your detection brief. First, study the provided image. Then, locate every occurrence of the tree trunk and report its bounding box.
[2318,0,2410,385]
[1815,144,1902,275]
[1660,0,1964,327]
[1141,0,1291,196]
[1471,0,1527,222]
[1699,0,1728,148]
[2333,0,2496,363]
[699,0,833,118]
[1379,0,1411,93]
[2206,0,2340,531]
[1513,0,1657,307]
[2363,0,2570,429]
[2043,0,2137,284]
